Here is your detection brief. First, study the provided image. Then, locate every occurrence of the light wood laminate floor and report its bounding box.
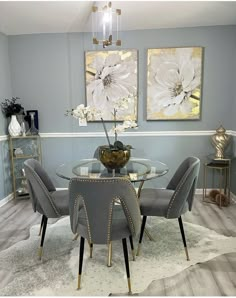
[0,195,236,296]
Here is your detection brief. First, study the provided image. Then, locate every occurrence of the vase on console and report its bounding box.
[26,112,38,135]
[8,115,21,137]
[211,125,231,159]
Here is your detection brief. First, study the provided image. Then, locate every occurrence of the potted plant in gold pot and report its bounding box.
[65,98,137,170]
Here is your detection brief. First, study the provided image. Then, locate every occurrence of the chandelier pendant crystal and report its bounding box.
[92,2,121,48]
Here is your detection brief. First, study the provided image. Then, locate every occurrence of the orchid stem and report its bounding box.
[114,108,117,142]
[101,118,112,148]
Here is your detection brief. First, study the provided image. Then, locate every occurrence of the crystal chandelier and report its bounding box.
[92,2,121,48]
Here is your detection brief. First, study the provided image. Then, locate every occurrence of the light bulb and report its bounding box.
[103,12,111,23]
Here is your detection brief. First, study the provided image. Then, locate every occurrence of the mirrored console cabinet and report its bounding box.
[9,135,42,199]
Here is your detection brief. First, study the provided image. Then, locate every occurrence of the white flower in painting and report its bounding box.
[148,48,201,116]
[114,97,132,111]
[86,53,137,118]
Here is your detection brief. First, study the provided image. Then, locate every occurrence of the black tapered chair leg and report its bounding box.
[129,235,135,261]
[122,238,132,295]
[38,215,44,236]
[136,216,147,256]
[38,215,48,260]
[178,216,190,261]
[77,236,85,290]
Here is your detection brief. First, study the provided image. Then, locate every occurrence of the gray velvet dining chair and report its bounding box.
[137,156,200,261]
[69,177,141,294]
[24,159,69,260]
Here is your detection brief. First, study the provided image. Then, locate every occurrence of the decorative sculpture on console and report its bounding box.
[211,125,231,159]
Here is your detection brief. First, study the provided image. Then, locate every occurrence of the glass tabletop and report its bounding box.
[56,158,169,183]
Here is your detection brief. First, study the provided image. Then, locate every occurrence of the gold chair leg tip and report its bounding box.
[131,250,135,261]
[184,247,190,261]
[136,244,141,256]
[128,278,132,295]
[77,274,81,289]
[73,233,79,241]
[38,247,43,260]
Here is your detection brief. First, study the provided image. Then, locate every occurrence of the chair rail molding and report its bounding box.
[230,130,236,137]
[0,135,8,141]
[39,130,216,138]
[1,130,236,141]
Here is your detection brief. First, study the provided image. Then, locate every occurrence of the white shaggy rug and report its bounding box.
[0,216,236,296]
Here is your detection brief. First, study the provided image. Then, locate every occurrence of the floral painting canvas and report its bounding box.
[147,47,203,120]
[85,50,138,121]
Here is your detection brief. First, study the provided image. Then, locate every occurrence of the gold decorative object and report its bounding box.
[99,146,130,171]
[211,125,231,159]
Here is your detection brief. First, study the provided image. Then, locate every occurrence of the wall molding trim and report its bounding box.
[39,130,216,138]
[0,193,13,208]
[230,130,236,137]
[0,135,8,141]
[1,130,236,141]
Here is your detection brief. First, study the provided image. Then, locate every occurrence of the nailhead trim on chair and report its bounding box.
[119,197,136,235]
[70,177,139,241]
[82,199,93,243]
[107,198,115,244]
[81,198,92,244]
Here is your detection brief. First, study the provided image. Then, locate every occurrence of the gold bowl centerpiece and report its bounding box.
[99,143,131,171]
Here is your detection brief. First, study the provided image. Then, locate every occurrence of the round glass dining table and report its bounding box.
[56,158,169,183]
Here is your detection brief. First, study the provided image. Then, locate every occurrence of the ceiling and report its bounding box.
[0,1,236,35]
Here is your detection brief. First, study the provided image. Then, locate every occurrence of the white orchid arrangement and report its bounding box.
[65,97,138,151]
[65,104,100,122]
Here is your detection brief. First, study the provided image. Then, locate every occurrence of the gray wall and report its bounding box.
[0,25,236,200]
[0,32,12,134]
[232,31,236,131]
[0,32,12,200]
[9,26,236,133]
[230,31,236,194]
